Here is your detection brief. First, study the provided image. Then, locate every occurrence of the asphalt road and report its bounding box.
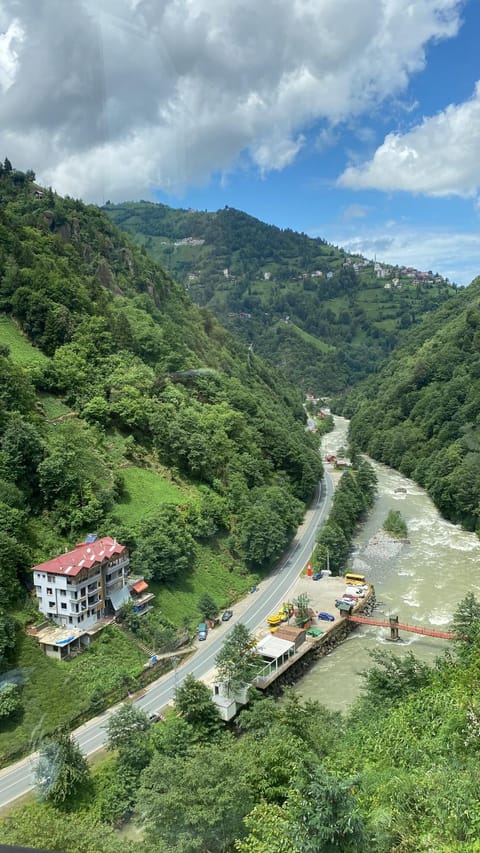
[0,472,333,809]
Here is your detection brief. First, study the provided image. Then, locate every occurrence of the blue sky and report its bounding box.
[158,0,480,286]
[1,0,479,284]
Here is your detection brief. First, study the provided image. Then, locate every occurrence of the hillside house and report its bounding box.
[31,536,153,658]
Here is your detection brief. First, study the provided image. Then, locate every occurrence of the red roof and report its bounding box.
[31,537,126,577]
[131,580,148,594]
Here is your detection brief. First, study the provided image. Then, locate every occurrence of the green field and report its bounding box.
[0,625,145,766]
[0,316,50,368]
[151,542,257,626]
[112,467,190,526]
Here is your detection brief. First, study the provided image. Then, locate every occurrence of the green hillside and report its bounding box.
[105,200,456,394]
[0,164,322,758]
[337,278,480,532]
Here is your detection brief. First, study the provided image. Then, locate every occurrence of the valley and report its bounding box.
[1,165,480,853]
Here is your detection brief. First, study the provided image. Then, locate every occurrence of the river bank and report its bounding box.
[292,415,480,711]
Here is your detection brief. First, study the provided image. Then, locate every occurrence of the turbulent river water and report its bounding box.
[294,416,480,711]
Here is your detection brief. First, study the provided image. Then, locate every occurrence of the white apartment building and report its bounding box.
[32,536,130,631]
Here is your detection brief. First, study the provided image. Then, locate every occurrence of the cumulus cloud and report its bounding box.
[325,223,480,286]
[0,0,463,201]
[340,81,480,196]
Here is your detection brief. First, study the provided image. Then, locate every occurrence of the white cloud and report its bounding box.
[340,81,480,197]
[0,0,463,201]
[341,204,370,221]
[0,18,23,92]
[323,223,480,285]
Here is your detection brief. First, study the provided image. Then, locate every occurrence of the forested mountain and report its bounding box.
[105,201,456,394]
[337,279,480,532]
[0,164,322,689]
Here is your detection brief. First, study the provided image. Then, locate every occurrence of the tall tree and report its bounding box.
[35,730,90,806]
[174,674,221,738]
[215,623,258,695]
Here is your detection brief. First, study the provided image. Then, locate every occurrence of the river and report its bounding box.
[294,416,480,711]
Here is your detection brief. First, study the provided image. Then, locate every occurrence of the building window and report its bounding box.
[47,574,56,583]
[81,587,86,596]
[68,616,73,624]
[46,587,52,595]
[48,601,55,608]
[60,589,66,596]
[61,603,67,610]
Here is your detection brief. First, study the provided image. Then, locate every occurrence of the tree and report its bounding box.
[0,682,21,718]
[293,593,311,627]
[1,415,44,495]
[383,509,408,539]
[132,505,197,582]
[174,674,221,738]
[237,801,299,853]
[453,593,480,644]
[35,730,90,806]
[197,592,219,621]
[0,611,16,663]
[105,703,151,753]
[138,737,254,853]
[288,762,366,853]
[215,623,258,695]
[360,648,431,705]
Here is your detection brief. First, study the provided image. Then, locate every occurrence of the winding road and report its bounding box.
[0,472,333,809]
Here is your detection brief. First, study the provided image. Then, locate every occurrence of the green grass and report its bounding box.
[0,316,50,368]
[151,541,258,626]
[37,393,72,420]
[285,322,335,352]
[112,467,190,526]
[0,625,145,766]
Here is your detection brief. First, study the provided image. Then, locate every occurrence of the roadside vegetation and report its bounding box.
[313,458,377,575]
[2,596,479,853]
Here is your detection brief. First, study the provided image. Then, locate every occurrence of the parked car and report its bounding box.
[335,598,354,609]
[198,622,208,641]
[221,609,233,621]
[149,711,165,723]
[312,571,323,580]
[317,612,335,622]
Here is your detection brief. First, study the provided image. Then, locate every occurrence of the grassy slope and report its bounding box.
[0,315,49,368]
[0,625,145,765]
[112,467,189,526]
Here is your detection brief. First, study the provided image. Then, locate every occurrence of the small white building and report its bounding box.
[252,635,296,687]
[212,681,250,722]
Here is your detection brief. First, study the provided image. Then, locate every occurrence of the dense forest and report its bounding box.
[0,162,322,759]
[337,279,480,533]
[2,595,480,853]
[104,201,456,394]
